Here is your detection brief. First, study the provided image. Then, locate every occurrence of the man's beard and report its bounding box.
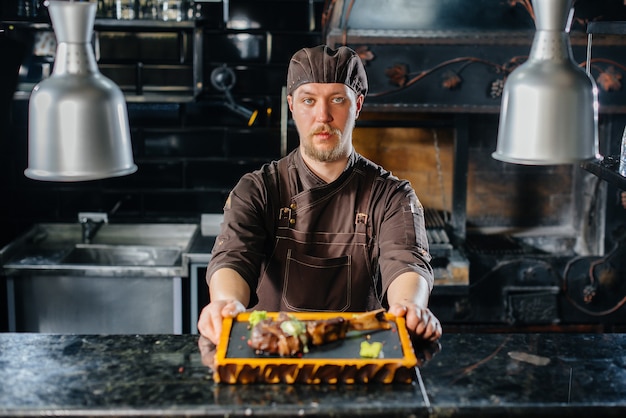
[302,125,349,163]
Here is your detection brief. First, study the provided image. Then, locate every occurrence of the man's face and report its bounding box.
[288,83,363,163]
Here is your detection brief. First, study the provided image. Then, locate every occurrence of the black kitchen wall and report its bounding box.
[2,0,626,252]
[0,0,325,248]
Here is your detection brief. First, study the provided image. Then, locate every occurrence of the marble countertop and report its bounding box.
[1,332,625,417]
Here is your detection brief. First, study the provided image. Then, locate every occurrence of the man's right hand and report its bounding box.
[197,299,246,345]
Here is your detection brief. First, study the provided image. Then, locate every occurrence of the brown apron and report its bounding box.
[254,155,381,312]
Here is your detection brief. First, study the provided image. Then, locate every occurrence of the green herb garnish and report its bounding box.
[248,310,268,328]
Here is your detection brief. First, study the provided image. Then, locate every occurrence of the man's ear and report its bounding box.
[355,94,364,118]
[287,95,294,112]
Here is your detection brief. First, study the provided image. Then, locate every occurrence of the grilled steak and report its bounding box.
[247,310,390,357]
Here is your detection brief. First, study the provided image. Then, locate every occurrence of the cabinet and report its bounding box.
[7,274,184,333]
[3,18,203,103]
[94,18,203,102]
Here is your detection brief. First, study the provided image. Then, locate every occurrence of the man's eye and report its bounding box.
[332,97,345,104]
[303,98,314,105]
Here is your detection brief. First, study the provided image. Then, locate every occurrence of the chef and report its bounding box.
[198,44,442,346]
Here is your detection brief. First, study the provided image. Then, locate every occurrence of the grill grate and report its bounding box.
[424,208,446,229]
[424,208,450,245]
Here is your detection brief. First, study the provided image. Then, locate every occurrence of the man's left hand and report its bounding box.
[388,303,442,342]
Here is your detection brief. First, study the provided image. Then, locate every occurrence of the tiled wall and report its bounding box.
[0,0,323,247]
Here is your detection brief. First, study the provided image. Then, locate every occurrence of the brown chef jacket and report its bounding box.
[207,148,433,311]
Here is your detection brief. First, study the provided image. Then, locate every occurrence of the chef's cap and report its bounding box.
[286,45,368,97]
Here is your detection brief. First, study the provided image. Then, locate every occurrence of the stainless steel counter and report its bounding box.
[1,223,199,277]
[1,223,201,334]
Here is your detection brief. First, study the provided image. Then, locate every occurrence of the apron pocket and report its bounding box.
[282,250,351,311]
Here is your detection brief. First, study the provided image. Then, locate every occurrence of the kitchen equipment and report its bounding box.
[115,0,136,19]
[1,223,198,334]
[157,0,183,22]
[26,0,137,181]
[493,0,599,165]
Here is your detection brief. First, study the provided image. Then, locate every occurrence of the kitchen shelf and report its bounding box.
[95,19,198,30]
[2,19,199,30]
[13,85,197,104]
[587,21,626,35]
[5,17,204,103]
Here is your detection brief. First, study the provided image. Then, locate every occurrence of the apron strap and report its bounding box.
[353,160,382,309]
[354,159,377,238]
[276,156,294,228]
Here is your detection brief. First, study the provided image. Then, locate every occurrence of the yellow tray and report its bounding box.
[214,311,418,384]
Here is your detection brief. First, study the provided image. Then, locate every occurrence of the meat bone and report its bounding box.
[347,308,393,331]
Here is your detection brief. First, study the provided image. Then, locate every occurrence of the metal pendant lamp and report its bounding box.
[493,0,599,165]
[26,0,137,181]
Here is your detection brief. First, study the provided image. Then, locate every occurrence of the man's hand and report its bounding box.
[388,302,442,342]
[386,272,442,342]
[199,268,251,345]
[197,299,246,346]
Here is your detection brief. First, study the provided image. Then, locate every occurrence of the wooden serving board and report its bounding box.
[213,312,418,384]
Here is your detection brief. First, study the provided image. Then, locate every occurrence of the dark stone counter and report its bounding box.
[0,332,625,417]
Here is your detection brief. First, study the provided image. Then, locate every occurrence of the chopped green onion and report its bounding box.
[280,318,306,337]
[248,310,268,328]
